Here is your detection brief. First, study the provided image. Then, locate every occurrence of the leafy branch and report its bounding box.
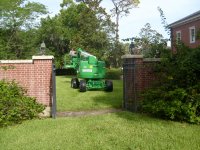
[0,65,16,71]
[157,6,170,36]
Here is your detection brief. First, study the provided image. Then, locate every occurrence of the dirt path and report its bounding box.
[56,109,122,117]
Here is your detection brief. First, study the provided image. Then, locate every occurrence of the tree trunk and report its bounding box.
[115,11,119,42]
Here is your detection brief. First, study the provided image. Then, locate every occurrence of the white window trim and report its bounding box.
[189,26,196,43]
[176,31,181,42]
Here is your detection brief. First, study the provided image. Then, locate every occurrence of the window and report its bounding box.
[189,26,195,43]
[176,31,181,42]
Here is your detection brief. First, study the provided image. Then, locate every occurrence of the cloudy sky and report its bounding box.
[31,0,200,40]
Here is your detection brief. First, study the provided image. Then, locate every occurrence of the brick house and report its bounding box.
[168,10,200,50]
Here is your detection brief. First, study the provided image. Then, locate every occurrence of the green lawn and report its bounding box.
[56,76,123,111]
[1,75,199,150]
[1,112,200,150]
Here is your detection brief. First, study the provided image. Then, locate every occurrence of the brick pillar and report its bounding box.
[31,56,54,107]
[122,55,160,112]
[32,56,54,116]
[122,55,143,112]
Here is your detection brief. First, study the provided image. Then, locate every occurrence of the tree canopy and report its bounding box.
[37,1,115,67]
[123,23,168,57]
[110,0,140,42]
[0,0,48,59]
[0,0,140,68]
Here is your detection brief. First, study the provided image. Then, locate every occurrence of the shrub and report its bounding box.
[141,45,200,124]
[142,87,200,123]
[0,80,45,127]
[105,68,122,80]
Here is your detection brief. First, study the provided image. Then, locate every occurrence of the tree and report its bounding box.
[108,42,126,67]
[157,7,170,36]
[61,0,132,68]
[138,23,166,56]
[0,0,48,29]
[123,23,168,57]
[61,2,113,58]
[110,0,140,42]
[0,0,48,59]
[38,1,114,68]
[107,0,140,67]
[61,0,114,37]
[71,0,140,42]
[38,16,68,55]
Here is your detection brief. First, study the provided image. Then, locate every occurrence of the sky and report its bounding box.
[31,0,200,42]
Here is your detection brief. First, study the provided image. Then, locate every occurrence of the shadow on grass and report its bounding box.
[56,76,169,123]
[58,76,76,84]
[56,76,123,111]
[87,79,123,109]
[56,77,195,125]
[58,75,76,79]
[91,91,123,109]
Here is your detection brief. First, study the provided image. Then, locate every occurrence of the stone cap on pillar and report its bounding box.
[0,56,54,64]
[0,60,33,64]
[121,55,143,59]
[32,56,54,60]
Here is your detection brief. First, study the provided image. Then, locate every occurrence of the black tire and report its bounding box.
[71,78,79,88]
[105,80,113,92]
[79,80,86,92]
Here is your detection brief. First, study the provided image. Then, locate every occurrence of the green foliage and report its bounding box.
[0,0,115,68]
[196,28,200,40]
[0,65,15,71]
[157,6,170,35]
[0,0,48,29]
[142,87,200,123]
[106,42,126,68]
[141,46,200,124]
[136,23,168,57]
[0,0,48,59]
[0,80,45,127]
[105,68,122,80]
[61,3,111,56]
[122,23,168,57]
[38,2,114,68]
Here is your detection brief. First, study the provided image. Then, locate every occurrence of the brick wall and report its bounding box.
[0,56,54,115]
[122,55,160,112]
[171,19,200,50]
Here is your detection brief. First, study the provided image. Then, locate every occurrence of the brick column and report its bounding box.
[31,56,54,107]
[122,55,143,112]
[122,55,160,112]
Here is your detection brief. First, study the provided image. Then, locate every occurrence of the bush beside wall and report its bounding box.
[141,45,200,124]
[0,80,45,127]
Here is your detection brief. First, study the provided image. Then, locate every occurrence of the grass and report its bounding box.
[56,76,123,111]
[1,71,199,149]
[1,111,200,150]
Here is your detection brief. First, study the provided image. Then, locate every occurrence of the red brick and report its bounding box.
[0,57,53,107]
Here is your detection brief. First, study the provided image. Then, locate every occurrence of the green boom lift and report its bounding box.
[64,48,113,92]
